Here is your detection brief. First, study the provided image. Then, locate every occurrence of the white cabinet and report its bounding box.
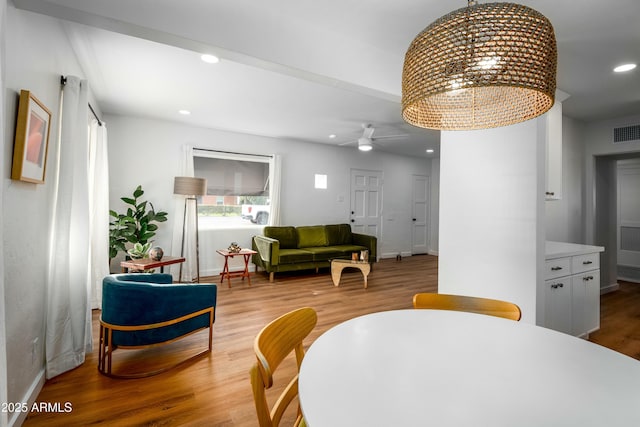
[545,101,563,200]
[571,270,601,336]
[541,276,573,334]
[540,242,604,337]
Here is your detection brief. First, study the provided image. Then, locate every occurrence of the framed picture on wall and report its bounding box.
[11,90,52,184]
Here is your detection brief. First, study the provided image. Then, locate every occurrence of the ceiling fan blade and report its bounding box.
[338,140,357,146]
[372,134,410,141]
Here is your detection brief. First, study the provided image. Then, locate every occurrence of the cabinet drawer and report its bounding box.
[572,253,600,274]
[545,257,571,280]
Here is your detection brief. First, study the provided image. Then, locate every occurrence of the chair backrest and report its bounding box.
[412,293,522,321]
[250,307,318,427]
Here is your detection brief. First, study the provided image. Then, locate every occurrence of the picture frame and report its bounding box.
[11,90,52,184]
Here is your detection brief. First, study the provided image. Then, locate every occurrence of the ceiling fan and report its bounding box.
[339,124,409,152]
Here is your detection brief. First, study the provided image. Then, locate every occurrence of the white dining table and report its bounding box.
[298,309,640,427]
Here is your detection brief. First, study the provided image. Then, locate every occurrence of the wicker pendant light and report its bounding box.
[402,1,557,130]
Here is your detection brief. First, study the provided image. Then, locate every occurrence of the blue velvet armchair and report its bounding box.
[98,273,217,378]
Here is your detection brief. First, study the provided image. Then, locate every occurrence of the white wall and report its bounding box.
[1,1,8,425]
[438,119,545,324]
[106,115,432,277]
[3,5,90,425]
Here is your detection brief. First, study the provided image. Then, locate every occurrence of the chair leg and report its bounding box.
[98,325,104,372]
[208,309,214,351]
[269,272,274,282]
[106,328,113,375]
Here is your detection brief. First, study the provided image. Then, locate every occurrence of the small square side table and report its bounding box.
[216,248,257,288]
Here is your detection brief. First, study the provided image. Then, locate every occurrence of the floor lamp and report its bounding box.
[174,176,207,283]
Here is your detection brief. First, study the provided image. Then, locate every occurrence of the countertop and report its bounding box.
[546,240,604,259]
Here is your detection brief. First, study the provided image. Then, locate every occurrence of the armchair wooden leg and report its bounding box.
[269,272,274,283]
[98,324,104,372]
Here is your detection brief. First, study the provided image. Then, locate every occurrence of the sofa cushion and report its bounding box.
[327,244,369,258]
[303,246,346,262]
[326,224,353,245]
[297,225,328,248]
[278,248,314,264]
[264,226,298,249]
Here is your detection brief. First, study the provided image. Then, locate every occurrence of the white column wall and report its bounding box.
[438,119,545,324]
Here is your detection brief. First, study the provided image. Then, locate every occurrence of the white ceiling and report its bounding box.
[13,0,640,158]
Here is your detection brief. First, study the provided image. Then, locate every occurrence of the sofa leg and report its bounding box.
[269,272,274,283]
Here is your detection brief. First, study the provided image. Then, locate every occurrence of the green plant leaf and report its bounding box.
[133,186,144,198]
[140,232,155,242]
[121,197,136,206]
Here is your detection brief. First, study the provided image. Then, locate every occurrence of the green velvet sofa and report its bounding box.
[252,223,377,282]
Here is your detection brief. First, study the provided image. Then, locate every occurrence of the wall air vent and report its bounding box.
[613,124,640,143]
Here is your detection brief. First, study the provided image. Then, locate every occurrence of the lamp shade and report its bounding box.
[402,1,557,131]
[173,176,207,196]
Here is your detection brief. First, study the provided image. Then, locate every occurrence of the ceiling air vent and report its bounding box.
[613,124,640,143]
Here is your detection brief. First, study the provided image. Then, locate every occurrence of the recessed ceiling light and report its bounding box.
[426,149,434,153]
[614,63,636,73]
[178,110,191,115]
[201,54,220,64]
[329,134,337,139]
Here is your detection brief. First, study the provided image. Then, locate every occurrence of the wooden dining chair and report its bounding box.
[250,307,318,427]
[412,293,522,321]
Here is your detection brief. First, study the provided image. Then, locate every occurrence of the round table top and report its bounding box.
[298,309,640,427]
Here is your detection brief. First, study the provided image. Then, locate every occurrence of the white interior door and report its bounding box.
[412,175,429,254]
[350,169,382,241]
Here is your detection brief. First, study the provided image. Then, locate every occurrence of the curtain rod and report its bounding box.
[60,75,103,126]
[193,148,273,159]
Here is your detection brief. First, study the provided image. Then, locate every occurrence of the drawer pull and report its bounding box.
[583,276,594,281]
[551,266,563,271]
[551,283,564,289]
[583,261,593,265]
[546,191,555,196]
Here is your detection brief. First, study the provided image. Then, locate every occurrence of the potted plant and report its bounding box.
[127,242,152,260]
[109,185,168,261]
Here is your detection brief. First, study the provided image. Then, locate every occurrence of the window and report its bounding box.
[193,149,276,229]
[315,174,327,189]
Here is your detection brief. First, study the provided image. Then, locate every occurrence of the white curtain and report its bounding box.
[45,76,92,379]
[269,154,282,226]
[88,120,110,309]
[171,145,198,282]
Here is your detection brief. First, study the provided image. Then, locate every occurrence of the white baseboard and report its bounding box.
[9,368,45,427]
[380,251,413,259]
[601,282,620,295]
[617,276,640,284]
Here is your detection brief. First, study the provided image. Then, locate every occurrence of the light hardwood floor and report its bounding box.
[22,255,639,426]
